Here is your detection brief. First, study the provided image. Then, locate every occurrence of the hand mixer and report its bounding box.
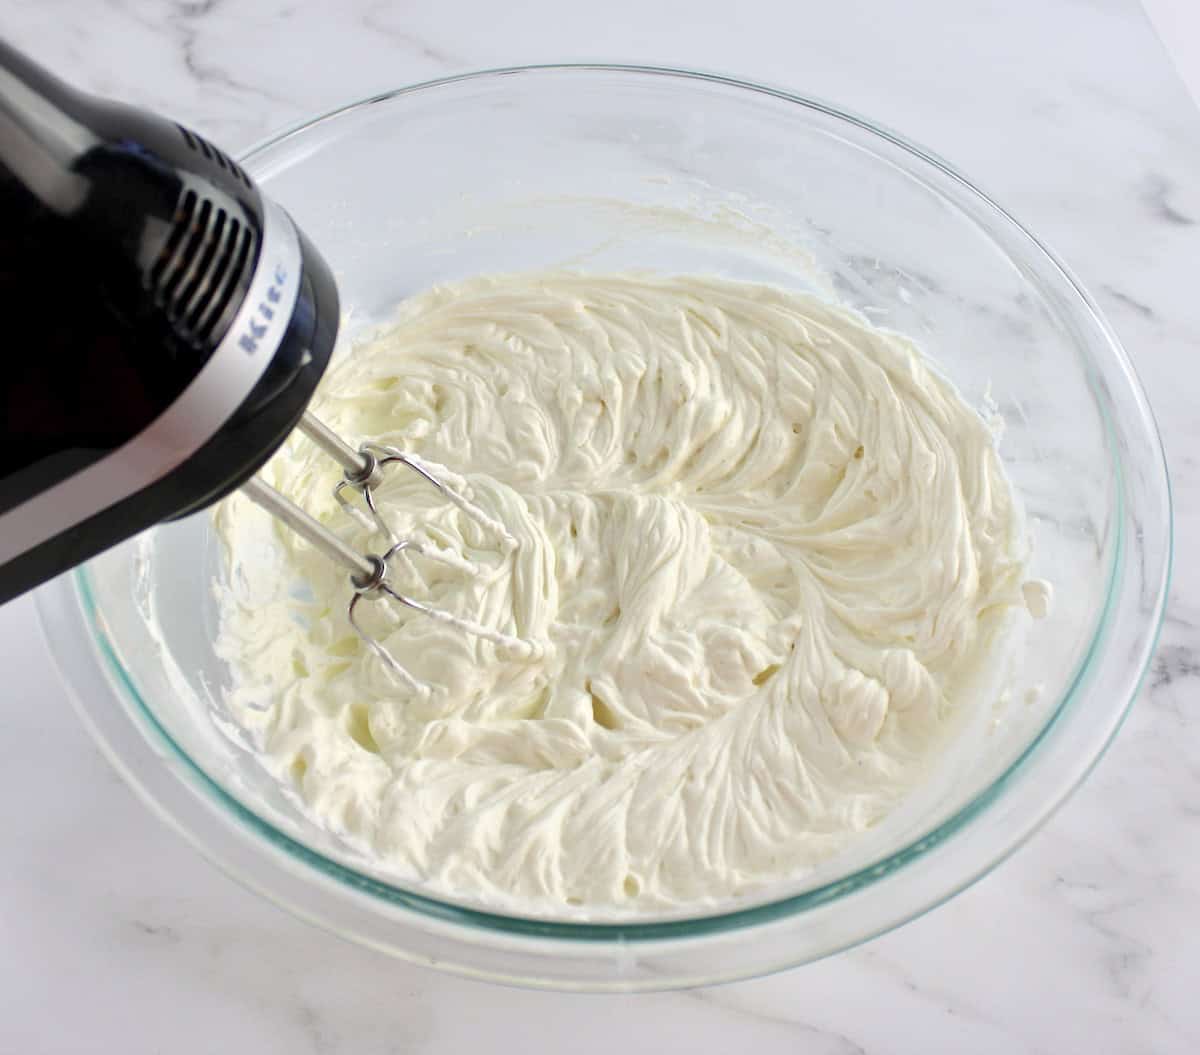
[0,39,531,687]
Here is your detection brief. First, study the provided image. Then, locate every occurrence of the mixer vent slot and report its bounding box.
[176,123,252,187]
[148,187,259,348]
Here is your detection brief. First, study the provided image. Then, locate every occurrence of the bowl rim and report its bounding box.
[42,63,1172,974]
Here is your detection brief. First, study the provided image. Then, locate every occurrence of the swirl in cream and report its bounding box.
[214,273,1045,912]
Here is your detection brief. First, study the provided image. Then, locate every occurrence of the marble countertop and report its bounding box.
[2,1,1197,1051]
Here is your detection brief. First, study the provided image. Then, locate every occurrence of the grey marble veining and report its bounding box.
[1,0,1197,1051]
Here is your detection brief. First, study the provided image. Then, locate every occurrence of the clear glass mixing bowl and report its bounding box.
[36,66,1170,991]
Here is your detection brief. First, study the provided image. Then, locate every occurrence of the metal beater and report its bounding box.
[241,412,537,694]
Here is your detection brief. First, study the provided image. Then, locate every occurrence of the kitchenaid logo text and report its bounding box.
[238,264,289,355]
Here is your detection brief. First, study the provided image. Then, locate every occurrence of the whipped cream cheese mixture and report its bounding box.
[214,273,1047,913]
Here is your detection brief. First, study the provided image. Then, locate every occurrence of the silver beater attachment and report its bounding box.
[241,411,536,696]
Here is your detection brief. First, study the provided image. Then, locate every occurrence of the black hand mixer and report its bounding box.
[0,40,530,686]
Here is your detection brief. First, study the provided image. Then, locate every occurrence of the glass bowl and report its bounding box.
[36,65,1170,991]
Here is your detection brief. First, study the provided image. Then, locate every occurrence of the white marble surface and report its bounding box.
[1,0,1198,1051]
